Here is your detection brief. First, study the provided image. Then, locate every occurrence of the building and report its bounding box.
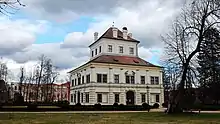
[69,26,164,106]
[0,80,9,103]
[10,82,70,102]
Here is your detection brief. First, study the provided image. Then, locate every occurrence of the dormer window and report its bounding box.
[108,45,112,52]
[99,46,101,53]
[129,47,134,55]
[119,46,123,53]
[95,49,97,55]
[92,51,94,57]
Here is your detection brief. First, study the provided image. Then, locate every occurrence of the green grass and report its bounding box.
[0,112,220,124]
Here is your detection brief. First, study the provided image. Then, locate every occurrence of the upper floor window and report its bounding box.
[129,47,134,55]
[71,80,74,86]
[78,77,81,85]
[141,76,145,84]
[75,79,77,86]
[95,48,97,55]
[119,46,123,53]
[108,45,112,52]
[82,76,84,84]
[97,74,107,83]
[99,46,101,53]
[150,76,159,85]
[92,51,94,57]
[126,75,135,84]
[114,74,119,83]
[86,74,90,83]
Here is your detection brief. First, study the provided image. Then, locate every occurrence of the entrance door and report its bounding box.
[126,91,135,105]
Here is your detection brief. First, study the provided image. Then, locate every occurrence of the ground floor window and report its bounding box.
[86,93,89,103]
[141,94,146,103]
[156,94,160,103]
[70,94,73,102]
[115,94,119,103]
[74,94,76,103]
[97,94,102,103]
[81,93,83,103]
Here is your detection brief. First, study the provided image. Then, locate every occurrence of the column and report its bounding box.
[146,70,149,84]
[120,68,125,83]
[120,92,126,105]
[136,70,140,84]
[109,91,114,104]
[136,90,141,105]
[90,67,96,83]
[109,68,113,83]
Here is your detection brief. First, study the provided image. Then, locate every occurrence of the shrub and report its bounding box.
[94,103,102,110]
[162,102,168,108]
[119,104,125,110]
[113,103,118,106]
[153,103,159,108]
[142,103,151,110]
[75,103,81,106]
[27,104,37,110]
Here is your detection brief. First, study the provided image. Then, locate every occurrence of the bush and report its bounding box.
[94,103,102,110]
[153,103,159,108]
[27,104,37,110]
[75,103,81,106]
[113,103,118,107]
[162,102,168,108]
[142,103,151,110]
[119,104,125,110]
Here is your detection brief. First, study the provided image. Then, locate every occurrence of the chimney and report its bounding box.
[122,27,128,39]
[128,33,132,38]
[94,32,98,41]
[112,27,118,38]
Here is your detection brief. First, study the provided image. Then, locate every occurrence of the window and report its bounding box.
[99,46,101,53]
[14,86,17,90]
[71,80,74,86]
[75,79,77,86]
[78,77,81,85]
[74,94,76,103]
[151,76,159,85]
[126,75,135,84]
[129,47,134,54]
[95,48,97,55]
[86,74,90,83]
[97,94,102,103]
[119,46,123,53]
[114,74,119,83]
[131,76,135,84]
[82,76,84,84]
[92,51,94,57]
[115,94,119,103]
[86,93,89,103]
[97,74,107,83]
[141,94,146,103]
[81,93,83,103]
[71,94,73,102]
[156,94,160,103]
[108,45,112,52]
[141,76,145,84]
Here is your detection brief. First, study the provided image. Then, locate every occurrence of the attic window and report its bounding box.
[113,58,119,62]
[133,60,139,63]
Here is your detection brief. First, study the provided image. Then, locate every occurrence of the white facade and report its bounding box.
[69,27,164,106]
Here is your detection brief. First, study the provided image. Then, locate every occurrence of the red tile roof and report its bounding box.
[91,55,159,67]
[89,27,140,47]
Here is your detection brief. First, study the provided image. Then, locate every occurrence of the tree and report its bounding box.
[0,0,25,15]
[163,0,220,113]
[197,28,220,104]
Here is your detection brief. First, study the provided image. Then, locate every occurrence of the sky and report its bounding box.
[0,0,183,83]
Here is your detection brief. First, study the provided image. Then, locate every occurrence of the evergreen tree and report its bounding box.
[197,28,220,104]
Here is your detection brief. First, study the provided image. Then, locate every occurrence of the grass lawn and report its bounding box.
[0,112,220,124]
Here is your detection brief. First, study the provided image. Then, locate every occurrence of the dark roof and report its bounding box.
[92,55,160,67]
[69,55,161,73]
[89,27,140,47]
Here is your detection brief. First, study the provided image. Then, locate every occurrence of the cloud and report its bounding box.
[0,17,49,56]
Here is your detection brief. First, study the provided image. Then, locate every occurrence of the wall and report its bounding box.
[90,38,138,59]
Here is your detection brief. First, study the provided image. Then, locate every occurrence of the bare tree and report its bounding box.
[0,0,25,15]
[163,0,220,113]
